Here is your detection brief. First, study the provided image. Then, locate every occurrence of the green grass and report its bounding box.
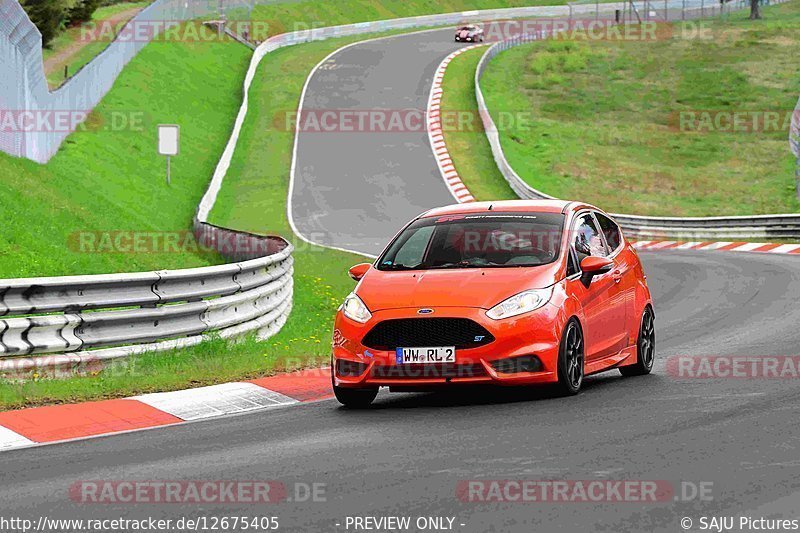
[439,46,517,201]
[44,2,150,89]
[477,2,800,216]
[242,0,570,40]
[0,30,253,279]
[0,334,329,410]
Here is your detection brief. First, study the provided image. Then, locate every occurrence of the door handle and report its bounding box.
[613,269,622,283]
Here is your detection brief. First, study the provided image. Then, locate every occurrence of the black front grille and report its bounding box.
[361,318,494,350]
[371,364,487,379]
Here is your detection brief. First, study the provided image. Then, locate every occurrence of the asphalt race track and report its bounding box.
[2,251,800,531]
[2,27,800,533]
[290,29,460,256]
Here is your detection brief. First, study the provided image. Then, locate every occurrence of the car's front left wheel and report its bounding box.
[556,318,584,395]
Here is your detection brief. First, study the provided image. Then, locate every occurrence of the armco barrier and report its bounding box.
[0,228,293,375]
[474,7,800,241]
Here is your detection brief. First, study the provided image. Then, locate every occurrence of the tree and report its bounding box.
[20,0,69,47]
[750,0,761,19]
[67,0,101,26]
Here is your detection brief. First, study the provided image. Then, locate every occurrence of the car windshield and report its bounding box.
[377,212,565,271]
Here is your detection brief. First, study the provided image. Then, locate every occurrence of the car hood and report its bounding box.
[357,263,562,311]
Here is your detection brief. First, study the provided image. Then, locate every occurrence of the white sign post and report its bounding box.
[158,125,180,185]
[791,102,800,199]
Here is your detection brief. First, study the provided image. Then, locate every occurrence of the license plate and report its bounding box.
[395,347,455,364]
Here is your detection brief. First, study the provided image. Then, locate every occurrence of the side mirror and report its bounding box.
[348,263,371,281]
[579,256,613,287]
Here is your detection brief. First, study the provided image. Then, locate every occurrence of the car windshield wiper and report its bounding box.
[380,264,417,271]
[428,260,486,269]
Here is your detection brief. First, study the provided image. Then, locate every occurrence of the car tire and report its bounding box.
[620,306,655,377]
[556,318,584,395]
[333,385,379,408]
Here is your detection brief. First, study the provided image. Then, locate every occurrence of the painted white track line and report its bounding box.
[426,44,486,204]
[0,426,35,450]
[133,382,299,422]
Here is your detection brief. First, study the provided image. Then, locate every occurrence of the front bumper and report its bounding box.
[332,305,561,388]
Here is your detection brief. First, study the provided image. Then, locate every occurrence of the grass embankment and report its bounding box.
[44,2,150,90]
[245,0,569,39]
[467,2,800,216]
[0,31,250,279]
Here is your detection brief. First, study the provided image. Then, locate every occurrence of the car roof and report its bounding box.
[419,200,598,218]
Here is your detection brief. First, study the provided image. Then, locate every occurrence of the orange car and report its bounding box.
[331,200,655,407]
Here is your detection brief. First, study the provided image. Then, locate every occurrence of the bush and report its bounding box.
[67,0,101,25]
[20,0,69,47]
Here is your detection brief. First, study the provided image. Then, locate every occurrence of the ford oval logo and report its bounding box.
[417,308,434,315]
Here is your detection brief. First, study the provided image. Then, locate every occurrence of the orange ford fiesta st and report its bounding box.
[331,200,655,407]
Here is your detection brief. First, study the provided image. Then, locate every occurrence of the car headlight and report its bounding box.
[341,293,372,323]
[486,288,553,320]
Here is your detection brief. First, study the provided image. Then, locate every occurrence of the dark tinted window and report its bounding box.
[566,247,580,276]
[572,213,607,262]
[378,212,565,271]
[595,212,622,252]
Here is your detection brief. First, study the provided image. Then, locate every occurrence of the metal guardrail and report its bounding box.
[474,6,800,241]
[0,225,293,374]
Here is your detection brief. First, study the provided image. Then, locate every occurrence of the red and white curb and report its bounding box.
[0,368,333,451]
[633,240,800,255]
[427,44,487,204]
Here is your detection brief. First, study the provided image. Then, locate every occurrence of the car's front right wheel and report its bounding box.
[556,318,584,395]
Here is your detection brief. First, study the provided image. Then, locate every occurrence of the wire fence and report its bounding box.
[0,0,219,163]
[567,0,751,22]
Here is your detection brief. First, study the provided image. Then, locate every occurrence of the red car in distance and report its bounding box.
[454,24,485,42]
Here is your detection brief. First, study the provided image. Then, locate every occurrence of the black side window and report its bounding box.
[572,213,608,263]
[595,212,622,253]
[566,247,580,276]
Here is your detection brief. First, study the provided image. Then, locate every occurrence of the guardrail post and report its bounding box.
[795,158,800,200]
